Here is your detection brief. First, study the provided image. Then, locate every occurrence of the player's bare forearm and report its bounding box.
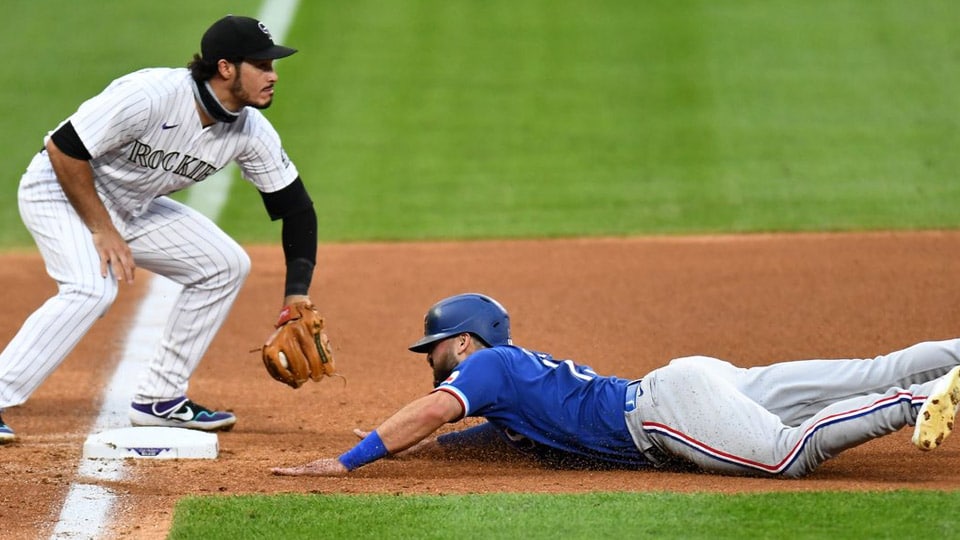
[271,457,347,477]
[272,391,462,476]
[46,139,136,282]
[373,391,463,453]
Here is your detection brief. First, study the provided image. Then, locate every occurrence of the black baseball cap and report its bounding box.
[201,15,297,61]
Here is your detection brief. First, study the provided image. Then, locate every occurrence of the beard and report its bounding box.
[433,366,454,388]
[230,75,273,110]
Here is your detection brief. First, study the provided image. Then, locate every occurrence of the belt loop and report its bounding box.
[624,379,642,412]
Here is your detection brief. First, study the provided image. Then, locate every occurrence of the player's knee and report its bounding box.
[235,249,251,282]
[59,279,118,317]
[205,247,250,291]
[220,248,251,289]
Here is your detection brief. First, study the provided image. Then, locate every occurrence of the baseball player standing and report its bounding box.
[0,15,320,443]
[273,293,960,477]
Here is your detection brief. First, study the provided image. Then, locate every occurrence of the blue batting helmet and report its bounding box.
[408,293,512,353]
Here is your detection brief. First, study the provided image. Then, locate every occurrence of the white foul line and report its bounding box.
[50,2,300,538]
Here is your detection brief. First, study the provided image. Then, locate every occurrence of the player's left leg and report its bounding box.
[126,196,250,404]
[737,339,960,426]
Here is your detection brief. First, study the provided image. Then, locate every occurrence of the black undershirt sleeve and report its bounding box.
[49,121,92,160]
[259,178,318,297]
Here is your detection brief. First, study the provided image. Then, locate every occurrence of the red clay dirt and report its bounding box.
[3,232,960,538]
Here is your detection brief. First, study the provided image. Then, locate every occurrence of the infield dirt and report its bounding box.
[2,232,960,538]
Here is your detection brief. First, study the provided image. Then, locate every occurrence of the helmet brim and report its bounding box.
[409,332,496,353]
[408,333,450,353]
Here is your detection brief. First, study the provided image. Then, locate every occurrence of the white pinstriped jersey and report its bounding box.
[22,67,298,217]
[5,65,302,412]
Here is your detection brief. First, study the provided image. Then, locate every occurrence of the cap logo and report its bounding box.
[258,21,273,38]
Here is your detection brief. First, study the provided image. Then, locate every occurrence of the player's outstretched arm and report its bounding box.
[351,422,505,459]
[271,391,463,476]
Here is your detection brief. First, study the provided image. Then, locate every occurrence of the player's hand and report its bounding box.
[271,458,348,477]
[92,228,135,283]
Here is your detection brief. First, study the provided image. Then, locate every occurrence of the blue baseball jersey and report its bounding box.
[433,345,649,467]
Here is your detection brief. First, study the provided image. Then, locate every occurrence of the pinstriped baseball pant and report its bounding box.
[0,188,249,408]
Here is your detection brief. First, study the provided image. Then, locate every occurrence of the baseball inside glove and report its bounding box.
[262,301,336,388]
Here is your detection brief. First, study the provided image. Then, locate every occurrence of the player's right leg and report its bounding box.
[124,196,247,431]
[0,182,119,441]
[775,370,960,476]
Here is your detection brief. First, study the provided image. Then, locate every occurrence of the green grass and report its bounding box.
[4,1,960,538]
[168,491,959,539]
[3,1,959,246]
[246,0,960,241]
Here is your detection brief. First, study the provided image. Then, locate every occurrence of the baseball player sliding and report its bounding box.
[273,293,960,478]
[0,15,329,444]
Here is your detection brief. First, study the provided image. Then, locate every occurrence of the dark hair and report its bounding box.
[187,53,241,82]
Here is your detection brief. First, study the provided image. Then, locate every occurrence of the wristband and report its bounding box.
[338,431,389,471]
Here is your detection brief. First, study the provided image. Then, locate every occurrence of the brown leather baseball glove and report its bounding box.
[262,301,336,388]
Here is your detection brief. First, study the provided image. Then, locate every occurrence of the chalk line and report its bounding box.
[50,2,300,537]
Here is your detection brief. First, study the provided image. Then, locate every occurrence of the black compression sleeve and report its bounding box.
[49,121,92,160]
[261,179,318,296]
[259,177,313,221]
[281,205,318,297]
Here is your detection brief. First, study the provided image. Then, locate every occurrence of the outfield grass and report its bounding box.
[169,491,959,540]
[237,0,960,241]
[2,1,959,246]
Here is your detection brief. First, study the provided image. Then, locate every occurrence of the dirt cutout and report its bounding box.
[2,232,960,539]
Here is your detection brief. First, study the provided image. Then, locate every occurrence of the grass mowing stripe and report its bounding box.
[221,0,960,242]
[168,491,959,539]
[3,1,960,246]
